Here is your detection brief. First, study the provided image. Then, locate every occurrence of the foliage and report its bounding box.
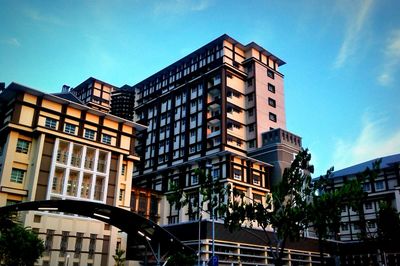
[225,149,314,266]
[112,249,126,266]
[0,215,45,266]
[166,168,227,219]
[376,202,400,242]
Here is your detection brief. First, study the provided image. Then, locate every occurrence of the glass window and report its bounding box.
[102,134,112,145]
[64,123,76,135]
[191,174,198,185]
[119,189,125,201]
[88,234,97,259]
[375,180,385,191]
[363,183,371,192]
[365,202,373,210]
[268,83,275,93]
[16,139,30,154]
[341,223,349,231]
[267,69,275,79]
[45,117,57,129]
[84,129,96,140]
[66,171,79,197]
[268,98,276,108]
[45,229,55,254]
[10,168,25,184]
[269,112,277,122]
[59,231,69,257]
[74,232,83,258]
[233,168,242,180]
[94,176,104,201]
[253,174,260,185]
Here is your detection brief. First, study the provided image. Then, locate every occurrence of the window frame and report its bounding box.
[64,123,77,135]
[268,83,275,93]
[45,117,57,129]
[84,128,96,140]
[10,168,25,184]
[101,134,112,145]
[16,139,30,154]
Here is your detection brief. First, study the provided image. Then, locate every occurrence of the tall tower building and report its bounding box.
[131,34,314,264]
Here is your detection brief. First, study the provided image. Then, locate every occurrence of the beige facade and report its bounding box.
[0,84,145,266]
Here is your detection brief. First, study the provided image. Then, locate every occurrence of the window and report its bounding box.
[190,130,196,137]
[74,232,83,258]
[45,230,55,255]
[365,202,373,210]
[267,69,275,79]
[248,94,254,102]
[121,164,126,176]
[363,183,371,192]
[375,180,385,191]
[268,83,275,93]
[190,146,196,153]
[10,168,25,184]
[16,139,30,154]
[191,174,198,185]
[84,129,96,140]
[269,112,277,122]
[102,134,112,145]
[88,234,97,259]
[268,98,276,108]
[233,168,242,180]
[45,117,57,129]
[248,109,254,117]
[64,123,76,135]
[212,168,220,179]
[249,124,255,132]
[341,223,349,231]
[367,221,376,229]
[59,231,69,257]
[119,189,125,201]
[253,174,260,185]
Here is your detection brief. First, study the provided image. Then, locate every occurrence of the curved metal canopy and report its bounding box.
[0,199,193,263]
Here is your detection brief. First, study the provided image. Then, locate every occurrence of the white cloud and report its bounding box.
[24,7,65,26]
[1,37,21,47]
[377,29,400,86]
[333,0,374,68]
[153,0,212,15]
[332,113,400,171]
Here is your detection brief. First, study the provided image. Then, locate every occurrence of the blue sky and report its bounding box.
[1,0,399,175]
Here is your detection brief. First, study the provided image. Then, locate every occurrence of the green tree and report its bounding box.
[309,169,365,264]
[0,215,45,266]
[225,149,314,266]
[167,168,227,221]
[376,201,400,241]
[112,249,126,266]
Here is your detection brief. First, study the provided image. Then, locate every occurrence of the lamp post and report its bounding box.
[205,163,216,264]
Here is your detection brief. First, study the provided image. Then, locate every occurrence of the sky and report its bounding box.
[1,0,399,176]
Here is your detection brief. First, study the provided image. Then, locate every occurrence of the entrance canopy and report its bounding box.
[0,199,193,262]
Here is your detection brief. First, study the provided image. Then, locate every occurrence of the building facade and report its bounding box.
[130,34,320,265]
[0,83,145,266]
[330,154,400,242]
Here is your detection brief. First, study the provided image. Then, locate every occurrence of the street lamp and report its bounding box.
[204,164,216,264]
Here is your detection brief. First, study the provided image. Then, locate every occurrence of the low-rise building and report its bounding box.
[0,83,145,266]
